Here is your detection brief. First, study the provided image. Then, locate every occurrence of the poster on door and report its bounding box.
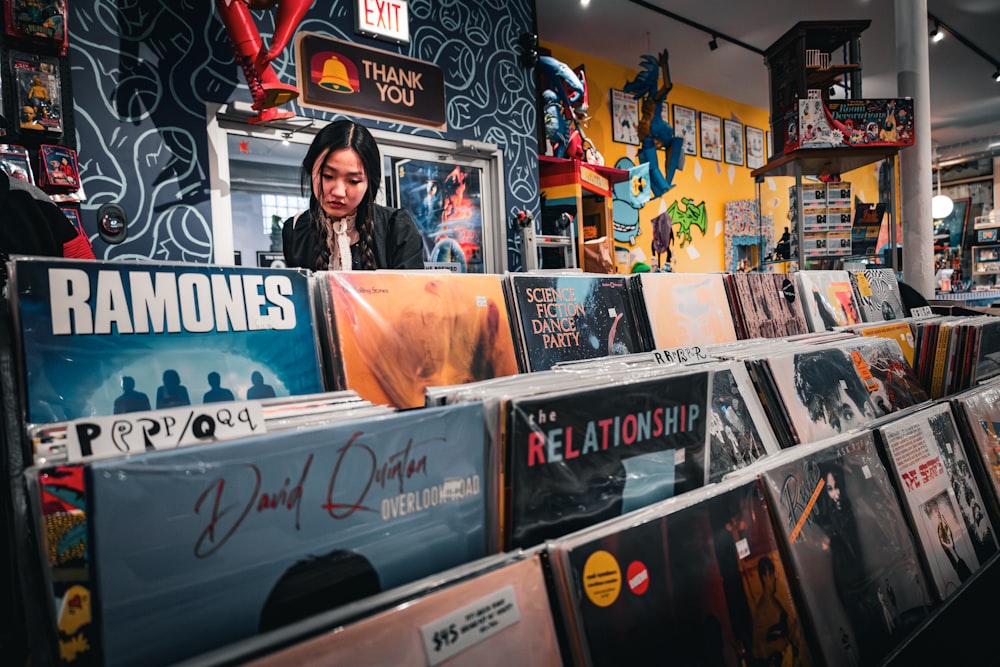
[392,157,484,273]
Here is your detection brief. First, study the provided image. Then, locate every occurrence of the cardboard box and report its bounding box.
[782,98,914,152]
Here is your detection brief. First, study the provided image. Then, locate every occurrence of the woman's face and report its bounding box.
[312,146,368,219]
[825,472,842,510]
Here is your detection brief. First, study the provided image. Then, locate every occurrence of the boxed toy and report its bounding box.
[782,98,914,153]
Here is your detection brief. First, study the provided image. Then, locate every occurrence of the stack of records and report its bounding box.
[756,431,933,666]
[723,272,809,339]
[794,269,864,332]
[316,270,520,409]
[847,267,907,322]
[625,272,738,349]
[28,402,492,666]
[546,472,814,667]
[920,315,1000,398]
[872,402,998,602]
[735,336,926,447]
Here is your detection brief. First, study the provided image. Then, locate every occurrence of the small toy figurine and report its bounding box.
[215,0,314,123]
[538,55,591,160]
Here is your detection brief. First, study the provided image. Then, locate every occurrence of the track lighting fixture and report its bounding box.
[708,35,718,51]
[927,13,1000,90]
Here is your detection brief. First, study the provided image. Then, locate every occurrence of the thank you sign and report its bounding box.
[295,32,446,130]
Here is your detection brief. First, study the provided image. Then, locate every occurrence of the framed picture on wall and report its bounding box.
[745,125,765,169]
[672,104,697,156]
[700,112,721,161]
[723,119,745,166]
[610,89,639,145]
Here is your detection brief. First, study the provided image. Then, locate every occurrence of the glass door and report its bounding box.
[383,155,488,273]
[208,105,506,272]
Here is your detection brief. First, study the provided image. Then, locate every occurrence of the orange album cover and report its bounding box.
[321,271,520,408]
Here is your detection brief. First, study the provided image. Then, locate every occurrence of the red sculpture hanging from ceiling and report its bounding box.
[215,0,314,123]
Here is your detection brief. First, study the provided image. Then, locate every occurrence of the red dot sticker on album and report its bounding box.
[625,560,649,595]
[582,550,622,607]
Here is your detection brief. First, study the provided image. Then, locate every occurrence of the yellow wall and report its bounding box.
[543,43,883,273]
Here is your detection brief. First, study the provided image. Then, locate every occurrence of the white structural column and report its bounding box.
[895,0,934,297]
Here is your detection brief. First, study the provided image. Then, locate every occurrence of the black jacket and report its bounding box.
[281,204,424,270]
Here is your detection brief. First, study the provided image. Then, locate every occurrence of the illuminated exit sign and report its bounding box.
[355,0,409,45]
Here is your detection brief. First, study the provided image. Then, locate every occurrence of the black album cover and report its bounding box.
[504,368,711,549]
[759,432,932,666]
[506,273,644,372]
[549,475,812,667]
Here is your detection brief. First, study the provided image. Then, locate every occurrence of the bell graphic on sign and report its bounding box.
[312,52,359,93]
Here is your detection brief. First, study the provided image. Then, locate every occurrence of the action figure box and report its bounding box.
[781,98,914,153]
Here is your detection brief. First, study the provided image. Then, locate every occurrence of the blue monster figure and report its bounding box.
[538,55,587,159]
[611,156,642,246]
[623,50,685,196]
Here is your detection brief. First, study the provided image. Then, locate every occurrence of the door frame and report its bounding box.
[206,101,508,272]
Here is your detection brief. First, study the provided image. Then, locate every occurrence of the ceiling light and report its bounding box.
[930,23,944,42]
[994,69,1000,82]
[580,0,590,6]
[932,167,953,220]
[281,132,291,146]
[709,35,719,51]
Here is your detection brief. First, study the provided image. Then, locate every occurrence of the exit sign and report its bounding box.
[355,0,409,44]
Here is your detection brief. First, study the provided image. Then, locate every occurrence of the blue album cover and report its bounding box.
[505,369,711,549]
[9,257,326,426]
[506,273,645,372]
[55,401,488,667]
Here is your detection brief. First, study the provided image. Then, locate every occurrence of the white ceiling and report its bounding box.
[537,0,1000,164]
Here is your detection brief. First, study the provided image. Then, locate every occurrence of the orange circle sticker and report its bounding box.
[582,550,622,607]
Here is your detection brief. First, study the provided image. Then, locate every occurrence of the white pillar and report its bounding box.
[895,0,934,297]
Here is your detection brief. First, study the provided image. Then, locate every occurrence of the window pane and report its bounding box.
[261,193,308,235]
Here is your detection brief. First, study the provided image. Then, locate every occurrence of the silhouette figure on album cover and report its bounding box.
[258,549,380,632]
[203,371,235,404]
[246,370,276,400]
[156,369,190,409]
[113,376,150,414]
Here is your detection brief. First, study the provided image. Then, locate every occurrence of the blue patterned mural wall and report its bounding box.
[68,0,538,270]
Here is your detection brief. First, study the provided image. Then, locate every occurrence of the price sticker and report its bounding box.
[421,585,520,665]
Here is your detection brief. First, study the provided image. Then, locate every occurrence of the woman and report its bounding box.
[282,119,424,270]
